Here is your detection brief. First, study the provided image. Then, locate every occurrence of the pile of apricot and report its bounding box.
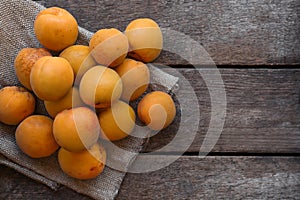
[0,7,176,180]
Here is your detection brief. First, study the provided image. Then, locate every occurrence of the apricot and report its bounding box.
[15,115,59,158]
[34,7,78,51]
[14,48,52,90]
[58,143,106,180]
[79,66,122,108]
[115,58,150,101]
[59,45,96,83]
[89,28,128,67]
[30,56,74,101]
[53,107,100,152]
[44,87,85,118]
[0,86,35,125]
[125,18,163,62]
[99,100,135,141]
[138,91,176,130]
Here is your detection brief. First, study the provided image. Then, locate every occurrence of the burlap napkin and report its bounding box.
[0,0,178,199]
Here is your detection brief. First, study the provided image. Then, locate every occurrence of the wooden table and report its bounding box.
[1,0,299,199]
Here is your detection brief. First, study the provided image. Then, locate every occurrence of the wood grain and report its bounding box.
[1,156,299,199]
[0,165,91,200]
[34,0,300,65]
[118,156,300,199]
[145,68,300,153]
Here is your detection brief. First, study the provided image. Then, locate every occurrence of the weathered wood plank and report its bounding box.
[152,0,300,65]
[118,156,300,200]
[1,156,299,199]
[35,0,300,65]
[0,165,91,200]
[145,68,300,153]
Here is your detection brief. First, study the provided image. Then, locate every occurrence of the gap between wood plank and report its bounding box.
[166,64,300,69]
[138,151,300,157]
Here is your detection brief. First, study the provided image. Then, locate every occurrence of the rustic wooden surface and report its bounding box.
[145,68,300,153]
[119,156,300,200]
[1,0,300,200]
[1,156,300,199]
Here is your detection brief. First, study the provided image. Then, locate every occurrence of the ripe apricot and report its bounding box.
[99,100,135,141]
[44,87,85,118]
[0,86,35,125]
[53,107,100,152]
[30,56,74,101]
[89,28,128,67]
[125,18,163,62]
[59,45,96,84]
[15,115,59,158]
[58,143,106,180]
[115,58,150,101]
[79,66,122,108]
[138,91,176,130]
[34,7,78,51]
[14,48,51,90]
